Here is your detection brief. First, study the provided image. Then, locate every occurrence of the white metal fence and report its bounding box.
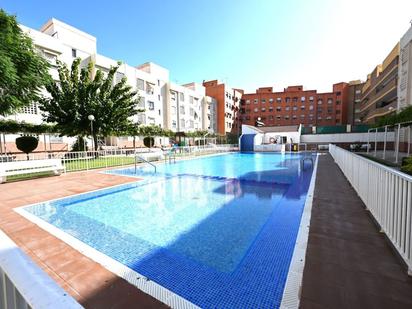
[0,144,238,173]
[329,144,412,273]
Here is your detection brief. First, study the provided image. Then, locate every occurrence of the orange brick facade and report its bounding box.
[239,83,349,127]
[203,80,242,135]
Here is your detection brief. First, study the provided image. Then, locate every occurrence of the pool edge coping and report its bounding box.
[279,153,319,309]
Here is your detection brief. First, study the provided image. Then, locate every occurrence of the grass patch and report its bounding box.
[357,153,400,168]
[64,156,136,172]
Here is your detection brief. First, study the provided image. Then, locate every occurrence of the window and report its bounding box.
[276,115,281,120]
[136,78,145,90]
[317,99,323,105]
[21,103,38,114]
[269,107,274,112]
[292,115,297,119]
[301,105,305,110]
[138,97,145,108]
[336,91,341,96]
[292,97,298,103]
[269,98,274,103]
[326,116,332,120]
[285,97,290,103]
[148,117,155,125]
[116,72,124,84]
[190,108,194,116]
[171,92,176,101]
[309,105,314,110]
[189,120,194,128]
[261,108,266,112]
[261,99,266,104]
[300,114,305,118]
[285,115,290,119]
[276,107,281,111]
[336,100,341,105]
[179,92,184,101]
[269,115,274,120]
[172,120,177,128]
[157,79,160,86]
[246,99,251,104]
[148,101,155,110]
[336,110,341,114]
[189,96,194,104]
[327,98,333,104]
[355,89,361,94]
[276,97,282,103]
[285,106,290,111]
[171,106,176,115]
[254,99,258,104]
[309,96,314,102]
[301,96,306,102]
[254,107,258,112]
[180,119,185,128]
[293,106,298,111]
[71,48,77,57]
[327,108,333,113]
[180,106,185,115]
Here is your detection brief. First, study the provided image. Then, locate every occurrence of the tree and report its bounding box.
[0,10,50,116]
[40,58,141,148]
[15,136,38,159]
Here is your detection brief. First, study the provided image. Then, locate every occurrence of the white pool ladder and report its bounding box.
[134,154,157,173]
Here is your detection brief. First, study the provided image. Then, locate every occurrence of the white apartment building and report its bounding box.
[398,24,412,111]
[168,82,206,132]
[203,96,217,132]
[1,18,218,151]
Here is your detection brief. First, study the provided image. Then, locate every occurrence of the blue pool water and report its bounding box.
[24,152,315,308]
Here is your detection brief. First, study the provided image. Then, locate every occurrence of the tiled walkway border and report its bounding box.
[280,154,319,309]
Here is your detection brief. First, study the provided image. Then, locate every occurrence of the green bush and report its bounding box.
[401,156,412,175]
[143,136,155,148]
[15,135,38,159]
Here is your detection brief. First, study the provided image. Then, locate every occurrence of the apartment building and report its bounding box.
[202,80,242,135]
[347,80,364,125]
[168,82,205,132]
[240,83,349,128]
[398,25,412,111]
[359,43,399,124]
[203,96,217,132]
[2,18,216,138]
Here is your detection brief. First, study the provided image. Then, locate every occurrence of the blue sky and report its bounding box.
[2,0,412,92]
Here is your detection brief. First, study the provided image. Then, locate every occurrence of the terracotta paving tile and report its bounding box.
[0,170,167,308]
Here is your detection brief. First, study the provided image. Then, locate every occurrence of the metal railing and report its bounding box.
[329,144,412,273]
[0,144,238,173]
[135,154,157,173]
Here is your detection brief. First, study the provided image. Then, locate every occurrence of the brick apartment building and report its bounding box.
[203,80,243,135]
[358,43,399,124]
[239,83,349,128]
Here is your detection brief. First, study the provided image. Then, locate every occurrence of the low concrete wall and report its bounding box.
[301,132,395,144]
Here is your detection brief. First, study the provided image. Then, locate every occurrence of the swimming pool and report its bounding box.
[19,152,316,308]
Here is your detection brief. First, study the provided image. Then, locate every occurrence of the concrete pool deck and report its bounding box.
[300,154,412,308]
[0,171,167,308]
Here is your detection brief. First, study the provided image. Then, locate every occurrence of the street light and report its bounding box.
[88,115,95,151]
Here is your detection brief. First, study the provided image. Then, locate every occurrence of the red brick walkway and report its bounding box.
[0,171,167,308]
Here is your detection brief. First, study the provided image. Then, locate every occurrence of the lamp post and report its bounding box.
[88,115,95,151]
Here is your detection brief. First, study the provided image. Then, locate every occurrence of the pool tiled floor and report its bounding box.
[300,154,412,309]
[0,170,168,308]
